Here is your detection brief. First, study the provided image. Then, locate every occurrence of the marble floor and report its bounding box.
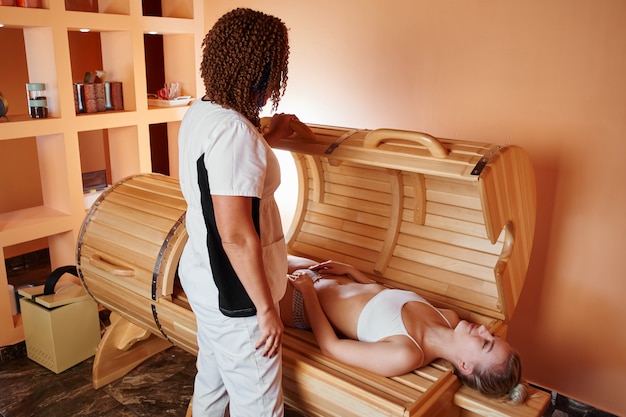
[0,341,310,417]
[0,342,196,417]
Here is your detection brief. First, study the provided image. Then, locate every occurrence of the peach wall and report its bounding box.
[204,1,626,414]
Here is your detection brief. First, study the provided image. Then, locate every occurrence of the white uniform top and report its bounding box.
[178,99,287,316]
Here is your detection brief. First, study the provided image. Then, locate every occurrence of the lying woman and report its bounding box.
[279,255,528,405]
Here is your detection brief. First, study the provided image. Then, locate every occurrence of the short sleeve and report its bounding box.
[204,120,267,198]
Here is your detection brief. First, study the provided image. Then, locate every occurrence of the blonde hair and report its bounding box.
[455,350,529,405]
[200,8,290,127]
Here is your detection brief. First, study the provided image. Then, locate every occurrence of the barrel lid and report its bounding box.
[18,284,91,308]
[276,123,536,323]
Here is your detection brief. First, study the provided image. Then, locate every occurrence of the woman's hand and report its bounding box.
[309,260,376,284]
[263,113,297,145]
[309,260,355,276]
[287,271,315,292]
[255,307,284,358]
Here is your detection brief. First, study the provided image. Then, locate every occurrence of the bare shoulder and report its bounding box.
[439,308,460,328]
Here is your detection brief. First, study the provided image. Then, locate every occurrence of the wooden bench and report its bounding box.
[76,120,551,416]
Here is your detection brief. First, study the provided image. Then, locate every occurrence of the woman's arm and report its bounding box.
[262,113,296,146]
[309,260,376,284]
[287,255,318,273]
[213,195,283,358]
[289,273,420,376]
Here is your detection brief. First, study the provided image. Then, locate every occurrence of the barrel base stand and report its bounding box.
[92,312,172,389]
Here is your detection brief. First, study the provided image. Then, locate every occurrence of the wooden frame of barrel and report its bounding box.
[76,123,550,417]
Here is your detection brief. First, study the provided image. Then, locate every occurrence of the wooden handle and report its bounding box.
[90,254,135,277]
[363,129,449,158]
[260,116,316,141]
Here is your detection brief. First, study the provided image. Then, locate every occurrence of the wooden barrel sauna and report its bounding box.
[76,173,197,355]
[74,124,550,416]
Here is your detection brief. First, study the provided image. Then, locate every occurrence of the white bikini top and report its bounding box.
[356,288,452,367]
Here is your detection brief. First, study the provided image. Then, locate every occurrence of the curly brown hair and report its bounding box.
[200,8,290,127]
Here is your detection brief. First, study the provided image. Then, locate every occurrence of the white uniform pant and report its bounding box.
[190,299,283,417]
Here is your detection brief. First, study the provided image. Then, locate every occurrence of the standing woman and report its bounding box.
[178,8,295,417]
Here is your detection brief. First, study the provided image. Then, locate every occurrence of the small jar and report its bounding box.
[26,83,48,119]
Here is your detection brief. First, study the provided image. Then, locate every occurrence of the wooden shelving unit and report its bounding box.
[0,0,204,347]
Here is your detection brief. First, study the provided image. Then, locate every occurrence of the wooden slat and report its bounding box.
[300,222,384,252]
[424,213,489,239]
[400,221,503,255]
[155,300,198,355]
[426,189,483,212]
[303,210,346,231]
[425,176,479,197]
[377,264,502,319]
[379,263,448,293]
[424,201,485,225]
[127,174,184,197]
[478,145,536,319]
[407,370,460,417]
[292,233,382,264]
[102,192,185,221]
[79,265,158,333]
[323,192,392,218]
[91,205,174,243]
[374,169,403,274]
[308,200,390,229]
[79,246,154,298]
[325,169,392,194]
[393,243,496,282]
[281,329,444,417]
[396,233,500,269]
[387,254,498,297]
[281,328,463,417]
[304,209,388,239]
[285,330,433,398]
[80,225,160,275]
[288,242,378,274]
[406,173,427,225]
[325,182,393,206]
[454,385,550,417]
[283,352,412,417]
[114,182,186,210]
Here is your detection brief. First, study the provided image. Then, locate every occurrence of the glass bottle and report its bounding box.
[26,83,48,119]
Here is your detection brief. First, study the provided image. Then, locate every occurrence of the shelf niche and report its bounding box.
[64,0,130,15]
[78,126,141,184]
[0,137,44,215]
[142,0,194,19]
[0,26,57,119]
[68,29,134,114]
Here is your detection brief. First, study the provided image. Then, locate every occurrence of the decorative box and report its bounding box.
[18,284,100,373]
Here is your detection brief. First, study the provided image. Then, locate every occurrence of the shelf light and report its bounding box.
[79,28,90,33]
[147,31,159,35]
[0,24,5,28]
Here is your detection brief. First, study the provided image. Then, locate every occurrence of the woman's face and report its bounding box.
[454,320,512,375]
